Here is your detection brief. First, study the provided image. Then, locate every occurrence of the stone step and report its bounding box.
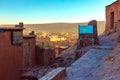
[93,46,113,50]
[39,67,66,80]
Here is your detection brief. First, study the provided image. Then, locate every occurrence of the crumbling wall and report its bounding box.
[23,36,36,67]
[0,23,37,80]
[105,1,119,32]
[105,0,120,41]
[36,47,55,66]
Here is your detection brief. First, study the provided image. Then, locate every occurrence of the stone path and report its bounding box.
[65,46,113,80]
[64,32,118,80]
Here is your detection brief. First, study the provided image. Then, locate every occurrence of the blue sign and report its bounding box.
[79,25,94,34]
[0,29,4,32]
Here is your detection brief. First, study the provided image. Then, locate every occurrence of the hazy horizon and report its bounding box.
[0,21,105,35]
[0,20,105,25]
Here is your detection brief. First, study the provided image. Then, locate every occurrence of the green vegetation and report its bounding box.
[36,42,53,48]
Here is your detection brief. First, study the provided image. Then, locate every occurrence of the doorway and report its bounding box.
[110,12,114,29]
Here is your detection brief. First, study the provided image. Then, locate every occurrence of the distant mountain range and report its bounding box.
[0,21,105,35]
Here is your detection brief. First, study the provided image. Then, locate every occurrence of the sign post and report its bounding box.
[78,25,94,48]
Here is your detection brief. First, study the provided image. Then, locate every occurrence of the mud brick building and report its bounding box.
[105,0,120,37]
[0,23,36,80]
[23,35,36,67]
[36,47,55,66]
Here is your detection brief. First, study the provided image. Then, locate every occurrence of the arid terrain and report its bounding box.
[0,21,105,35]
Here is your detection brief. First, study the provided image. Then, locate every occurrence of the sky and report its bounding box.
[0,0,116,24]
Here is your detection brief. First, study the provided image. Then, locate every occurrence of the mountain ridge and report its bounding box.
[0,21,105,35]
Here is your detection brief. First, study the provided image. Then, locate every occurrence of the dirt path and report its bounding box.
[65,33,117,80]
[65,46,113,80]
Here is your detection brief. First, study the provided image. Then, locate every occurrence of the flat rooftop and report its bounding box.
[0,27,25,30]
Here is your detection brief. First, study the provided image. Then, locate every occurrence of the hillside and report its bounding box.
[64,30,118,80]
[0,21,105,35]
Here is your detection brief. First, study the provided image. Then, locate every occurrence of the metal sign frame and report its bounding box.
[78,25,94,48]
[78,25,94,34]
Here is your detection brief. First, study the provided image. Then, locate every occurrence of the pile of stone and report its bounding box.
[79,34,93,47]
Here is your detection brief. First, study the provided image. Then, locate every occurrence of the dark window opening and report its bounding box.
[110,12,114,29]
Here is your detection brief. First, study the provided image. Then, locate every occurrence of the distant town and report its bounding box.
[25,31,78,48]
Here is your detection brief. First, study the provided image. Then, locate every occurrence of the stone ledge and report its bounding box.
[39,67,66,80]
[93,46,113,50]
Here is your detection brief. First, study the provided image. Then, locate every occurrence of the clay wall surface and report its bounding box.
[36,47,55,66]
[0,30,23,80]
[105,0,120,41]
[106,0,120,32]
[0,23,36,80]
[23,37,36,67]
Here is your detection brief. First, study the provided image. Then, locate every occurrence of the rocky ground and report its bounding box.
[100,45,120,80]
[64,32,119,80]
[55,43,93,67]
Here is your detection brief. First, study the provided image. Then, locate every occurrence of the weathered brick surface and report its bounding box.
[36,47,55,66]
[23,36,36,67]
[0,30,23,80]
[0,23,36,80]
[105,0,120,41]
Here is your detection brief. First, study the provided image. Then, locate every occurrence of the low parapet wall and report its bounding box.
[39,67,66,80]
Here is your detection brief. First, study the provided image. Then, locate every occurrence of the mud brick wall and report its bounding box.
[36,47,55,66]
[23,36,36,67]
[105,0,120,42]
[0,23,36,80]
[0,30,23,80]
[117,20,120,42]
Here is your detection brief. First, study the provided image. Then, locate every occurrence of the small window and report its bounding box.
[12,31,23,45]
[110,12,114,29]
